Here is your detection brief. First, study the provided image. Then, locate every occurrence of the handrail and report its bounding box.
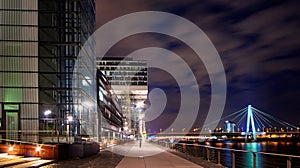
[174,142,300,158]
[155,141,300,168]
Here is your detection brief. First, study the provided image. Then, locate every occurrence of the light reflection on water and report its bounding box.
[219,141,300,154]
[211,141,300,168]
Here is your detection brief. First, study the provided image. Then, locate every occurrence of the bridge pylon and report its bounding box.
[246,105,256,140]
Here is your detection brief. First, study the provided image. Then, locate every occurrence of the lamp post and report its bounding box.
[67,115,73,143]
[44,110,59,143]
[44,110,52,138]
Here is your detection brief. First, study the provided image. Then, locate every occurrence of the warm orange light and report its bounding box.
[36,146,41,152]
[8,146,14,152]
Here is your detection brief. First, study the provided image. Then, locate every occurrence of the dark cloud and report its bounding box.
[96,0,300,128]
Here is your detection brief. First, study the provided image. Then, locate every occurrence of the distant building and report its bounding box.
[224,120,236,133]
[97,57,148,138]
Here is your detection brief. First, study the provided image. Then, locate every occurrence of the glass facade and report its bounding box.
[0,0,96,143]
[0,0,39,142]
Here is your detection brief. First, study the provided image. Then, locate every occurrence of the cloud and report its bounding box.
[95,0,300,126]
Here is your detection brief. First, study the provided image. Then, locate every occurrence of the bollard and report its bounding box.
[52,145,55,160]
[19,142,22,155]
[287,157,291,168]
[218,150,221,165]
[232,151,236,168]
[253,152,256,168]
[207,147,210,162]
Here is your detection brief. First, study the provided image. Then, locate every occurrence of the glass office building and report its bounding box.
[0,0,96,143]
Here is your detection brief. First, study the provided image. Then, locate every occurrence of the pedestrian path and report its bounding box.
[110,141,203,168]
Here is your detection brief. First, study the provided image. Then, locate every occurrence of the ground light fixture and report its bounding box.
[36,146,41,152]
[8,146,14,152]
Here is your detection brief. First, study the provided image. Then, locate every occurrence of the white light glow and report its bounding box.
[67,116,73,121]
[44,110,52,116]
[36,146,41,152]
[8,146,13,152]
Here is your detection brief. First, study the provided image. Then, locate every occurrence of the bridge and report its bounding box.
[150,105,300,141]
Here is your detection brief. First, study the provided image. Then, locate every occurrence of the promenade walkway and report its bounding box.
[109,141,203,168]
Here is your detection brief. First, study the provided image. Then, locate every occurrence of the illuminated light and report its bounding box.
[8,146,14,152]
[131,90,148,95]
[36,146,41,152]
[271,134,277,138]
[44,110,52,116]
[67,116,73,121]
[226,142,233,146]
[23,157,40,161]
[215,143,223,146]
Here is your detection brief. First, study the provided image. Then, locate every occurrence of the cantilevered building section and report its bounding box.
[0,0,96,143]
[97,57,148,138]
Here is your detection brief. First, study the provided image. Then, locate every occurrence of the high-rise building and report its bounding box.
[97,57,148,138]
[224,120,236,133]
[0,0,96,143]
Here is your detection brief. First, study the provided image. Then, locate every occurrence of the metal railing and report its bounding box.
[155,141,300,168]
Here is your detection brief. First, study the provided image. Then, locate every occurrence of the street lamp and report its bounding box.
[44,110,52,116]
[44,110,52,137]
[67,115,73,143]
[44,110,59,142]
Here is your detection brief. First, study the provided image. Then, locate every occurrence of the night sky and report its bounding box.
[95,0,300,131]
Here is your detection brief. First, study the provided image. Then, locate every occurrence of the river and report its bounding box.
[211,141,300,155]
[211,141,300,167]
[176,140,300,167]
